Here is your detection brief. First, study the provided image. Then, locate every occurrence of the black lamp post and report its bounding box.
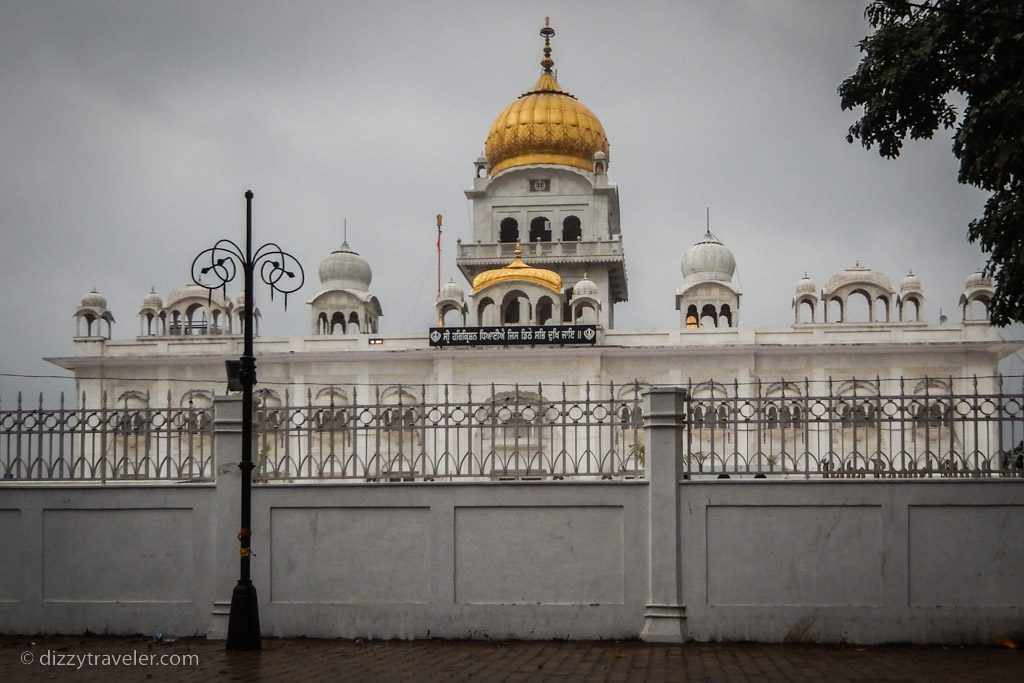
[191,190,304,651]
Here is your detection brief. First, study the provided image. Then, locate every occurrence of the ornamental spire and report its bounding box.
[540,17,555,73]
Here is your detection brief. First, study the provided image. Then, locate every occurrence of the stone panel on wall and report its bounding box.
[42,508,193,602]
[269,506,430,604]
[909,505,1024,607]
[706,505,883,607]
[454,505,625,605]
[0,510,22,602]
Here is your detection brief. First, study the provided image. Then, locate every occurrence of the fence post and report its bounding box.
[641,386,688,643]
[208,394,245,639]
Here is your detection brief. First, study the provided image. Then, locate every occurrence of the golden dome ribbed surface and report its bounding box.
[484,23,609,176]
[471,246,563,294]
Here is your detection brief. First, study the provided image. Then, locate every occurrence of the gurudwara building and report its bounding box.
[52,23,1017,449]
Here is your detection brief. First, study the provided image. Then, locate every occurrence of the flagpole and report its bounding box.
[436,213,443,298]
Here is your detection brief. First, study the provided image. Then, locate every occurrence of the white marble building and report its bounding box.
[51,23,1017,409]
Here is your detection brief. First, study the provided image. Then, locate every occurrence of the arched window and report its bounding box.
[700,304,717,328]
[529,216,551,242]
[718,304,732,328]
[575,302,598,324]
[478,298,496,326]
[440,305,461,327]
[828,297,843,323]
[874,295,889,323]
[502,291,531,325]
[499,217,518,243]
[505,298,522,324]
[903,297,921,322]
[836,380,879,426]
[348,311,360,334]
[330,311,346,334]
[562,215,582,241]
[685,304,699,328]
[846,290,871,323]
[186,304,206,334]
[968,298,989,320]
[536,297,554,325]
[797,299,815,324]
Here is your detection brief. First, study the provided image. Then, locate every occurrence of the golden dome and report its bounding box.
[484,21,609,177]
[472,245,563,294]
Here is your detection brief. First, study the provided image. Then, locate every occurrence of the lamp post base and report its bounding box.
[225,580,261,651]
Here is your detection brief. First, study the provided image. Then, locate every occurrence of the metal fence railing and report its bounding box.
[2,377,1022,482]
[0,392,213,481]
[682,376,1024,479]
[254,382,645,481]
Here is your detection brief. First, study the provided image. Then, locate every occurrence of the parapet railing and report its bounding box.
[456,239,625,262]
[682,376,1024,479]
[0,392,213,481]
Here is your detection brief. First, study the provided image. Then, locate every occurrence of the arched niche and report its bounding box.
[501,290,532,325]
[846,289,872,323]
[529,216,551,243]
[700,304,717,328]
[499,217,518,243]
[477,297,497,326]
[562,215,581,242]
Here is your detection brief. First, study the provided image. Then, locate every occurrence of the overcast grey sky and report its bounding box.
[1,0,1019,400]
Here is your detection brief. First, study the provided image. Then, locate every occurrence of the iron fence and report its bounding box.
[254,382,645,481]
[2,377,1022,482]
[0,392,213,481]
[683,376,1024,479]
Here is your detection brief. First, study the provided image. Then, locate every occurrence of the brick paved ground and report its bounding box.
[1,635,1021,682]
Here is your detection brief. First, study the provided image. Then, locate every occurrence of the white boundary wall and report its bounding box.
[680,480,1024,643]
[0,394,1021,643]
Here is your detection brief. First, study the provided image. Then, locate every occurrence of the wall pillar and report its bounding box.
[640,386,688,642]
[208,395,245,639]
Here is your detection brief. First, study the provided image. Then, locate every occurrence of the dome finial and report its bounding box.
[514,242,523,258]
[540,17,555,73]
[484,19,609,176]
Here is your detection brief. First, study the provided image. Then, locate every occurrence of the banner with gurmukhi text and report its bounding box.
[428,325,597,347]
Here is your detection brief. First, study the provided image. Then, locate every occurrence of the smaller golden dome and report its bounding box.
[472,245,563,294]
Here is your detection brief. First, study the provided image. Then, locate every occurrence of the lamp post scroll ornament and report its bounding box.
[190,190,304,651]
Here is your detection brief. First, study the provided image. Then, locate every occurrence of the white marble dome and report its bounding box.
[574,274,599,298]
[965,271,991,289]
[141,288,162,310]
[166,283,229,307]
[795,274,816,295]
[319,242,372,291]
[682,231,736,283]
[440,280,465,302]
[81,289,107,308]
[824,265,893,294]
[900,272,922,294]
